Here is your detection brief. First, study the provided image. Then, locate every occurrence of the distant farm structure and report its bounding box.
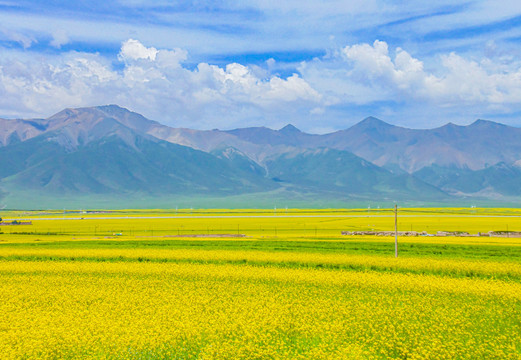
[0,221,32,226]
[342,230,521,238]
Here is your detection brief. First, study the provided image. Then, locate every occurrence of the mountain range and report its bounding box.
[1,105,520,208]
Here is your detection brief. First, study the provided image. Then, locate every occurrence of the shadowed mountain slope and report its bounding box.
[265,148,447,200]
[414,163,521,197]
[0,117,47,146]
[0,121,275,196]
[324,119,521,172]
[222,116,521,173]
[3,107,520,173]
[1,105,520,206]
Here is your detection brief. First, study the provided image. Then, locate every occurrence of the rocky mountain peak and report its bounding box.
[279,124,301,133]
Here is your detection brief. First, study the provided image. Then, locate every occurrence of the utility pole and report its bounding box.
[394,204,398,258]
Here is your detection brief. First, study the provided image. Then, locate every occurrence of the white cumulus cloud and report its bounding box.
[119,39,159,61]
[50,29,69,49]
[301,40,521,110]
[3,38,521,130]
[0,39,322,129]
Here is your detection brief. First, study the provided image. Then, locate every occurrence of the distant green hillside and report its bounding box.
[265,148,447,200]
[414,163,521,197]
[0,128,276,199]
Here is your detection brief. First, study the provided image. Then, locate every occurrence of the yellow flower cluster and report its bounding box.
[3,206,521,240]
[0,260,519,359]
[1,247,521,280]
[1,208,520,359]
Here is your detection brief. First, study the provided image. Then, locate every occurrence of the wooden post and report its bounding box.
[394,204,398,258]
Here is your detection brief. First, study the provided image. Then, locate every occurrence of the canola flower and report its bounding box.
[1,247,521,281]
[1,208,521,359]
[3,206,521,241]
[0,260,520,359]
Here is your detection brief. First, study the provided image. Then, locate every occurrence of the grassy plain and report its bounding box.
[0,208,520,359]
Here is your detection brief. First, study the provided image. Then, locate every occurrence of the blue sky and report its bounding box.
[1,1,521,132]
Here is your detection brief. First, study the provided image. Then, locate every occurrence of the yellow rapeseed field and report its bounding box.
[0,208,520,359]
[1,261,520,359]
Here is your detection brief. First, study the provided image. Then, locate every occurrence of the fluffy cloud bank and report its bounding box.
[301,40,521,109]
[1,39,521,129]
[0,39,321,128]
